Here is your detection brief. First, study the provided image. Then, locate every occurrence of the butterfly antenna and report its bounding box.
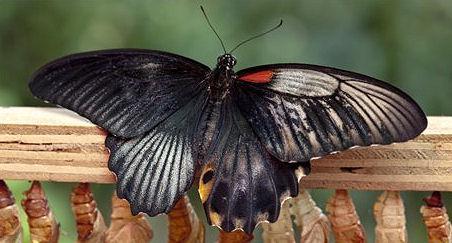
[229,19,283,54]
[200,5,227,54]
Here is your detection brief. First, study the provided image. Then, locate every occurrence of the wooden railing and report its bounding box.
[1,107,451,242]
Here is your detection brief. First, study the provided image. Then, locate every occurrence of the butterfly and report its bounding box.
[28,11,427,234]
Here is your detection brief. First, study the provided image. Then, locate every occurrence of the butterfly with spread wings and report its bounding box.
[28,16,427,234]
[28,48,427,233]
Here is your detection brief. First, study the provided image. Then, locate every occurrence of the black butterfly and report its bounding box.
[28,17,427,234]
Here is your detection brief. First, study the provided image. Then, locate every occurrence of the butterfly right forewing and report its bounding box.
[236,64,427,163]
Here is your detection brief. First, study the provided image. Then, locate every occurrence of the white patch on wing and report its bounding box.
[140,62,161,69]
[269,69,339,97]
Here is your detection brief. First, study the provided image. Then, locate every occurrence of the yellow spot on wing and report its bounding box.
[198,163,215,204]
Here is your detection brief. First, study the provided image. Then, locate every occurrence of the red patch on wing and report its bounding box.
[239,70,273,83]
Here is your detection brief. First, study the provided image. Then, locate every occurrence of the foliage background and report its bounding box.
[1,0,452,242]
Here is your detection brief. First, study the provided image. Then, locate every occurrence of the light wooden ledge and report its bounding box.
[1,107,452,191]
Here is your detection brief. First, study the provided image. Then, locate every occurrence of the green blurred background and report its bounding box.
[1,0,452,242]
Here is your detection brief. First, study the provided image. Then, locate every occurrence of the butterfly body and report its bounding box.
[207,54,237,100]
[29,48,427,233]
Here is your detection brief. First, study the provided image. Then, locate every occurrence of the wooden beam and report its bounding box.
[1,107,452,191]
[0,107,113,183]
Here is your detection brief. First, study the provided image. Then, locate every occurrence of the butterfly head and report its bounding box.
[208,54,237,99]
[217,54,237,71]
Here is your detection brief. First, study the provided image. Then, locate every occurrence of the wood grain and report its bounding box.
[0,107,113,183]
[1,107,452,191]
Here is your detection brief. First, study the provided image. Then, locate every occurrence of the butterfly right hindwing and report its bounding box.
[196,95,304,233]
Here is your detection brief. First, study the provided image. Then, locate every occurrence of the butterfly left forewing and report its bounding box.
[236,64,427,163]
[29,49,210,138]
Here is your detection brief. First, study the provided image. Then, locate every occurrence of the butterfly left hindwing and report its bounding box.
[106,90,209,216]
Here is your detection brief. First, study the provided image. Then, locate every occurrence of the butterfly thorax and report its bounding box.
[208,54,237,100]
